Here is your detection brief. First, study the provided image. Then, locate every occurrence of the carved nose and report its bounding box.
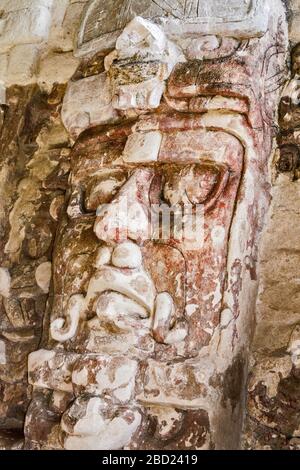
[94,169,154,244]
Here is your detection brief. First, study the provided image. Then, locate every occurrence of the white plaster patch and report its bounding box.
[149,407,181,437]
[51,391,67,410]
[0,1,54,54]
[186,304,198,317]
[115,16,167,59]
[211,225,226,247]
[96,291,149,324]
[288,327,300,367]
[112,241,142,269]
[165,327,188,345]
[220,308,234,328]
[0,267,11,298]
[85,265,156,314]
[94,246,112,268]
[72,367,88,387]
[0,340,6,365]
[73,398,106,436]
[153,292,174,329]
[61,73,117,138]
[35,262,52,293]
[63,397,142,450]
[28,349,56,372]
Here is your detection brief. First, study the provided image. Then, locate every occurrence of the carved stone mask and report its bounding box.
[26,0,288,451]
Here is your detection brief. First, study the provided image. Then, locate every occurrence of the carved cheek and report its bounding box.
[84,171,127,212]
[185,171,219,205]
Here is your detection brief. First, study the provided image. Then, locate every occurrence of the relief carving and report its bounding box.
[0,85,71,448]
[276,43,300,180]
[76,0,271,56]
[23,0,288,450]
[244,42,300,449]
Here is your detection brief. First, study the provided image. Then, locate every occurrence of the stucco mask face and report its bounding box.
[55,126,242,356]
[26,0,288,451]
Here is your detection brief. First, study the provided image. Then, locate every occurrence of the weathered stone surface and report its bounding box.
[19,0,289,451]
[76,0,271,56]
[1,0,300,453]
[0,1,53,53]
[38,51,79,92]
[61,73,118,139]
[244,39,300,450]
[0,84,71,446]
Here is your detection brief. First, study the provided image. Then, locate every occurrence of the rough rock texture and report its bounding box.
[243,40,300,451]
[0,84,71,447]
[0,0,299,451]
[26,0,288,450]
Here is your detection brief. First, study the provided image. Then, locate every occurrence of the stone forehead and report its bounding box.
[76,0,272,56]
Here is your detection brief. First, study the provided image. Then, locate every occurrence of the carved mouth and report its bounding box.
[85,265,156,315]
[164,93,249,115]
[91,290,151,332]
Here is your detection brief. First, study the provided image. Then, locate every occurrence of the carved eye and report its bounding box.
[163,165,221,206]
[184,168,219,204]
[84,170,127,212]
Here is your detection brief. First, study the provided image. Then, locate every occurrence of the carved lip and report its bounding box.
[86,265,156,316]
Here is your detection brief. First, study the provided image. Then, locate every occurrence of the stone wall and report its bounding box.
[0,0,88,449]
[243,0,300,450]
[0,0,299,450]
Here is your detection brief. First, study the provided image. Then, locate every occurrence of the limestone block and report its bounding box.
[71,355,138,402]
[255,304,300,325]
[289,13,300,44]
[28,350,79,392]
[260,281,300,313]
[76,0,272,56]
[6,44,39,85]
[289,0,300,9]
[115,16,168,61]
[45,0,69,49]
[45,0,89,52]
[249,356,292,399]
[272,178,300,212]
[57,0,88,52]
[259,249,300,284]
[0,54,8,86]
[38,51,79,92]
[112,78,166,111]
[0,1,53,53]
[129,406,212,450]
[62,397,142,450]
[35,262,52,293]
[106,17,183,111]
[61,73,118,138]
[252,321,297,354]
[139,359,214,408]
[261,208,300,254]
[122,132,162,163]
[0,268,11,298]
[0,341,6,365]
